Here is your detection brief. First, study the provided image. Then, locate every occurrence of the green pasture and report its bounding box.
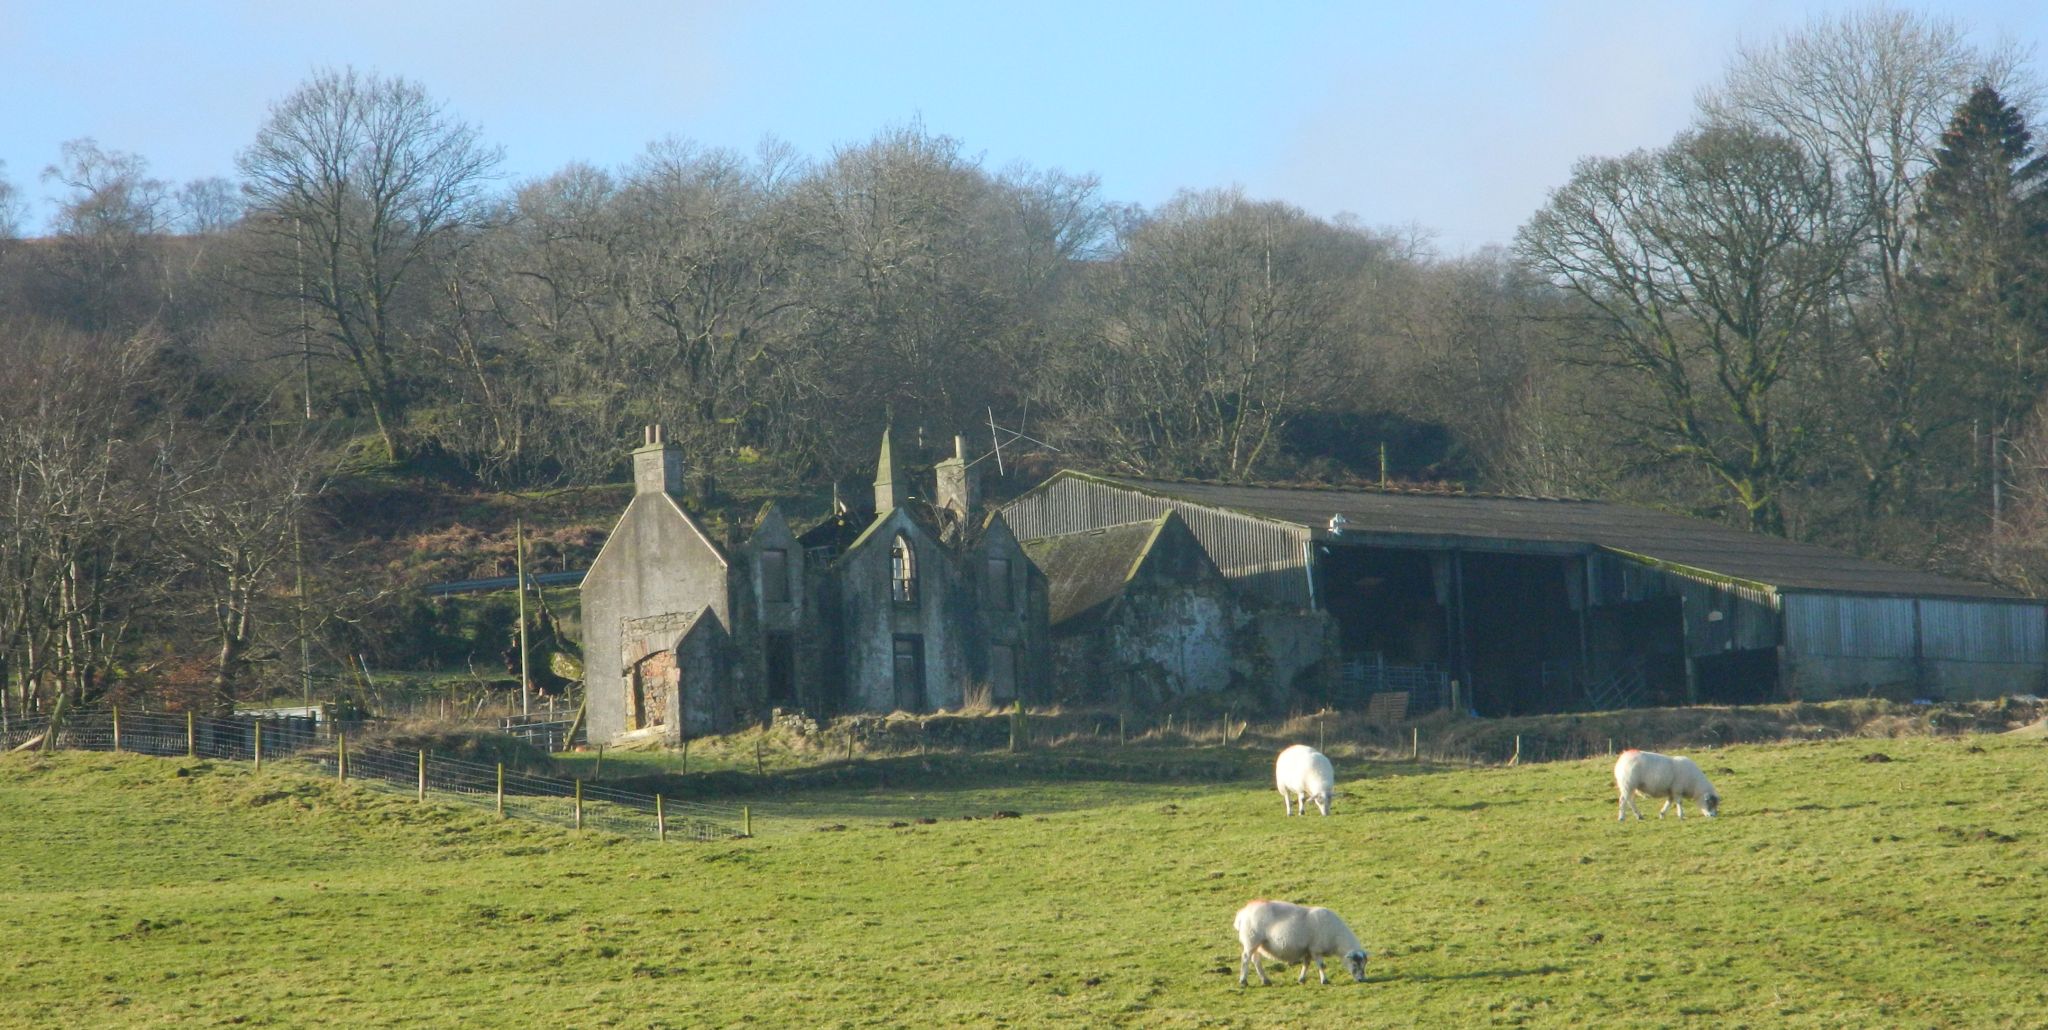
[1,735,2043,1027]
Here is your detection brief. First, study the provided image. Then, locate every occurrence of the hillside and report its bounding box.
[3,735,2043,1026]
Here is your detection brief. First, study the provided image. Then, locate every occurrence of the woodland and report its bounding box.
[4,10,2048,716]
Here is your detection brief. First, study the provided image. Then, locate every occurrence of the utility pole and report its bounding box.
[295,515,311,708]
[296,218,312,421]
[516,518,531,718]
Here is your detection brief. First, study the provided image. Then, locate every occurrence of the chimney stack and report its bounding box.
[632,424,684,497]
[934,434,977,519]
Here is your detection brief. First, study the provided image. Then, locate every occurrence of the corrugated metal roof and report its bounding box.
[1091,474,2023,601]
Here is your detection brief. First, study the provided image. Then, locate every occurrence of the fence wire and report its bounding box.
[8,709,745,843]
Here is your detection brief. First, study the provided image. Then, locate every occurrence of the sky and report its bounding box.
[4,0,2046,255]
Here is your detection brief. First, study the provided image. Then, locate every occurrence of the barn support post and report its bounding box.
[1577,556,1594,696]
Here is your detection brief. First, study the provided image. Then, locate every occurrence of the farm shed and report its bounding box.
[1002,472,2046,715]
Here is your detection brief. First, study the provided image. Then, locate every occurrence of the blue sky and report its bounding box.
[3,0,2044,253]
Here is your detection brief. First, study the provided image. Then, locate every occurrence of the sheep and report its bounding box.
[1613,748,1720,820]
[1275,744,1335,816]
[1234,899,1370,986]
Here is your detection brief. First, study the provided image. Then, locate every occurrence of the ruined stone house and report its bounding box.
[1020,510,1334,709]
[581,427,1048,744]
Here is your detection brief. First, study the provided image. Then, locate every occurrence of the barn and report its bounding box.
[1002,471,2046,715]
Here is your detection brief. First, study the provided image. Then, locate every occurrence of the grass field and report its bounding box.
[2,734,2044,1028]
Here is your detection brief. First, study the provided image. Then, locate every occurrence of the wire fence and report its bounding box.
[3,709,746,843]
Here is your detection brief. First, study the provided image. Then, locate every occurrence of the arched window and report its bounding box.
[891,534,918,604]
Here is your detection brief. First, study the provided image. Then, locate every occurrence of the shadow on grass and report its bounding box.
[1392,965,1570,983]
[588,746,1494,824]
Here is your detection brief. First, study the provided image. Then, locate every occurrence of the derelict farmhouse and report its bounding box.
[583,429,2047,742]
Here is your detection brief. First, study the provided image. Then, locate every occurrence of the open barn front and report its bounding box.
[1317,544,1593,716]
[1461,552,1588,716]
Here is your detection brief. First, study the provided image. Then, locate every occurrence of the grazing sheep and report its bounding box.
[1234,899,1369,986]
[1614,748,1720,820]
[1275,744,1335,816]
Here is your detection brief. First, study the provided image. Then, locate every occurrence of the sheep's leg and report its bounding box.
[1619,790,1641,821]
[1297,959,1310,984]
[1658,797,1672,818]
[1317,957,1330,984]
[1242,946,1270,986]
[1674,796,1685,819]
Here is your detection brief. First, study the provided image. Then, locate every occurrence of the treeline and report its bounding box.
[3,8,2047,714]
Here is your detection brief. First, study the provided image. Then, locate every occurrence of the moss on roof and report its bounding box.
[1020,516,1168,627]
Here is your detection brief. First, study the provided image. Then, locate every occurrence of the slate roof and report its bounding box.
[1019,517,1167,627]
[1096,475,2024,602]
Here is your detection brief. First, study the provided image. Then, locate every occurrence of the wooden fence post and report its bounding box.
[1412,727,1419,761]
[1119,712,1127,748]
[574,779,583,831]
[338,731,347,783]
[253,720,263,772]
[756,738,765,776]
[594,744,604,780]
[112,706,121,753]
[496,763,505,818]
[1318,717,1325,753]
[656,794,666,843]
[1510,735,1522,767]
[186,711,195,758]
[417,749,426,802]
[743,805,751,837]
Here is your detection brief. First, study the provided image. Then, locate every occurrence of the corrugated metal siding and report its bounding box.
[1006,476,1311,605]
[1919,599,2046,663]
[1784,593,2047,662]
[1587,552,1780,654]
[1784,595,1918,658]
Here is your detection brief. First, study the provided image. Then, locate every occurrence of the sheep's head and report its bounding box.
[1344,949,1369,982]
[1701,793,1720,818]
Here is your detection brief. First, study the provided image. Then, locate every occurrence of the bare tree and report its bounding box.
[237,68,501,462]
[1517,126,1859,532]
[0,324,180,715]
[1701,7,2029,514]
[38,139,173,332]
[0,160,21,241]
[1057,189,1373,481]
[168,427,331,711]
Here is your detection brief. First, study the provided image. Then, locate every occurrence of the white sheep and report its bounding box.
[1613,748,1720,820]
[1275,744,1335,816]
[1234,899,1370,986]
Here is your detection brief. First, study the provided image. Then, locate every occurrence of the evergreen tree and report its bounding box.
[1910,85,2048,443]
